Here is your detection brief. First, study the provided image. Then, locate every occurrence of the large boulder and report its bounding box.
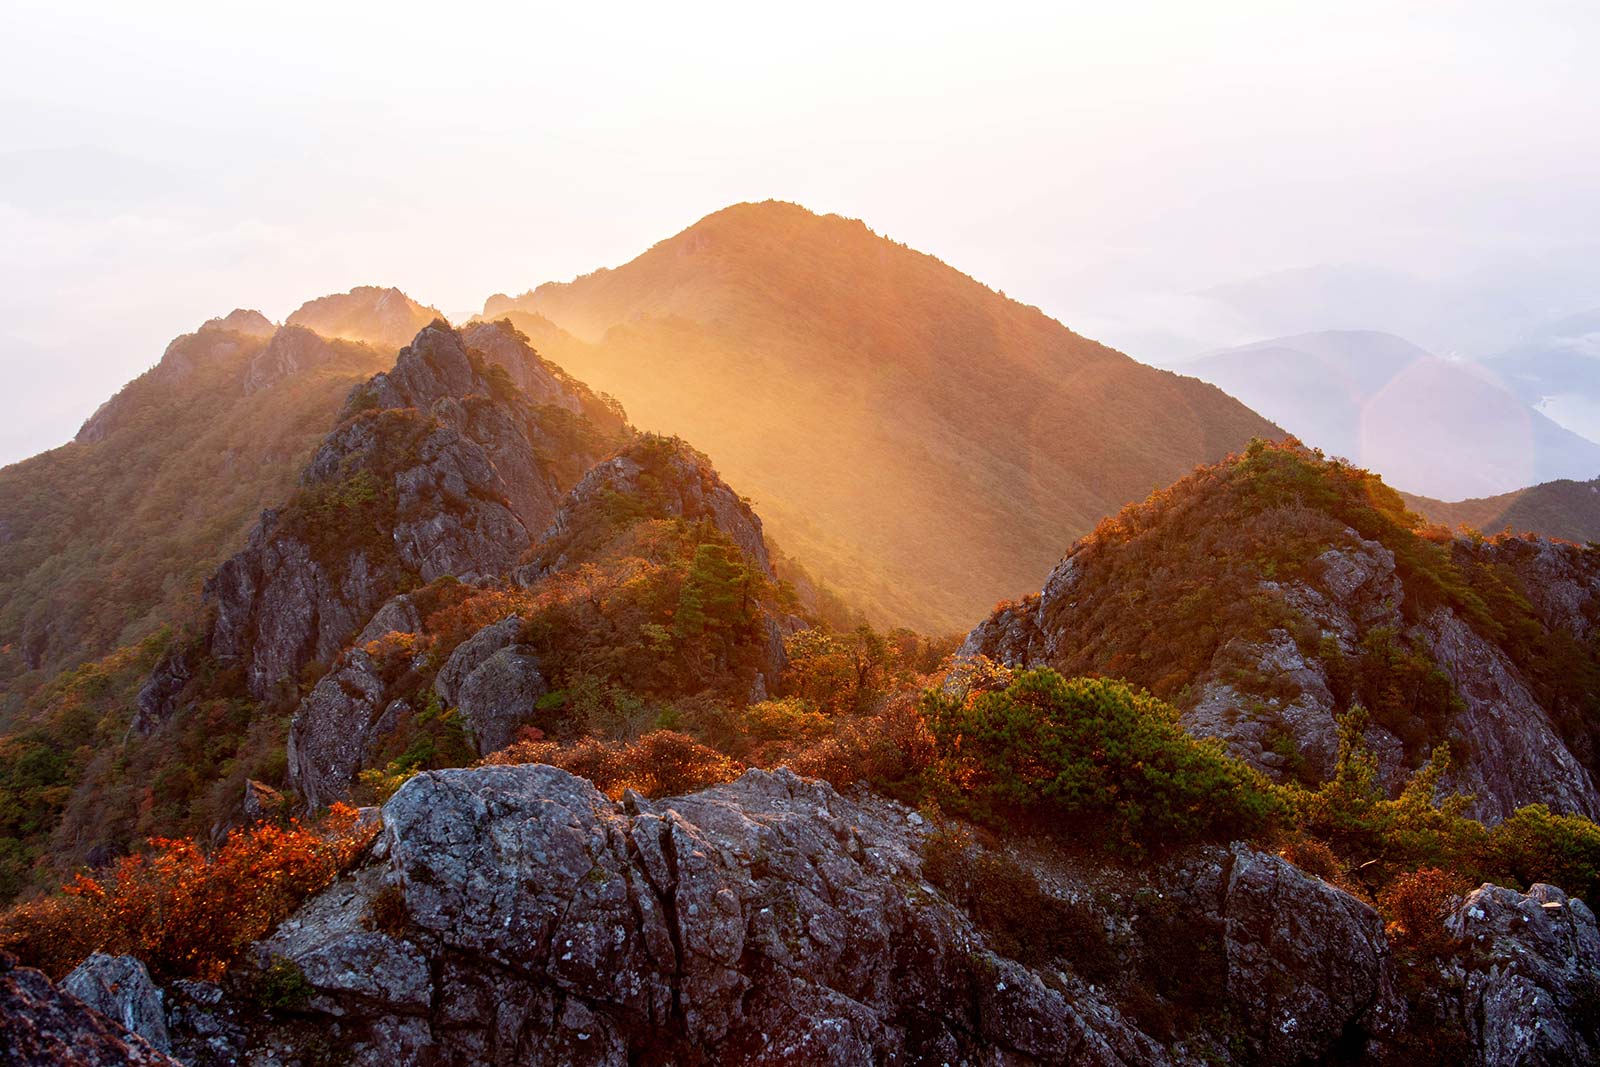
[433,615,547,756]
[1444,882,1600,1066]
[0,952,180,1066]
[61,954,171,1053]
[1220,848,1398,1063]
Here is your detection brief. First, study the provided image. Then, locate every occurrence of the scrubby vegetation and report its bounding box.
[480,728,742,799]
[0,803,372,980]
[923,670,1282,848]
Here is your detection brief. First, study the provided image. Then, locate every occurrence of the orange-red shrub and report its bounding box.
[1379,866,1466,956]
[0,803,374,981]
[481,729,741,799]
[789,695,935,798]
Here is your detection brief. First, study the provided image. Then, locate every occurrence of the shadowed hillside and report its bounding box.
[484,200,1280,630]
[1405,478,1600,544]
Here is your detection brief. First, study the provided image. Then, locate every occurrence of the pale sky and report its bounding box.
[4,0,1600,464]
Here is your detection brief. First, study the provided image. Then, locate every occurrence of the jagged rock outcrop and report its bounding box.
[62,954,171,1053]
[14,768,1598,1064]
[286,286,441,351]
[961,523,1600,824]
[287,648,396,810]
[524,435,775,581]
[199,308,276,338]
[461,319,627,434]
[175,769,1386,1064]
[431,614,547,756]
[242,324,348,394]
[139,321,626,721]
[1442,882,1600,1065]
[0,952,180,1066]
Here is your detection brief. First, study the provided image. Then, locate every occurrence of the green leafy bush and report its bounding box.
[924,669,1283,848]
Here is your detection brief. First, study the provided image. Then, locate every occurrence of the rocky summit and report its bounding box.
[3,764,1595,1066]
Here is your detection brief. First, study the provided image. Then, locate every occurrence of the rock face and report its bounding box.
[242,324,348,394]
[0,952,180,1066]
[431,614,547,756]
[139,321,625,720]
[62,954,171,1053]
[1444,882,1600,1065]
[461,319,627,435]
[162,767,1404,1066]
[961,527,1600,823]
[13,768,1599,1065]
[525,435,776,581]
[286,648,394,810]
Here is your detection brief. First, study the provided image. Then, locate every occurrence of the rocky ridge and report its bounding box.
[136,320,627,724]
[961,524,1600,824]
[286,286,442,351]
[287,432,799,809]
[11,764,1596,1066]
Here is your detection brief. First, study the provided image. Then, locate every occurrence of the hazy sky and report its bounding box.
[4,0,1600,465]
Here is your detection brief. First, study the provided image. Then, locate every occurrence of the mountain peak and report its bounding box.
[478,206,1278,630]
[198,308,275,338]
[287,286,442,351]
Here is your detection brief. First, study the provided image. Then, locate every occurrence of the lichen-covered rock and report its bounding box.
[431,614,547,756]
[432,615,523,706]
[287,649,391,809]
[198,765,1424,1066]
[61,953,171,1053]
[0,952,180,1066]
[18,768,1598,1064]
[1220,848,1398,1064]
[1443,882,1600,1066]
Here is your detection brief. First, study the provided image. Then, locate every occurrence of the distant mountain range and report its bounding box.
[1480,308,1600,444]
[1182,330,1600,500]
[481,200,1279,631]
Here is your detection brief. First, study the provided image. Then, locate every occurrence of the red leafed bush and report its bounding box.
[1378,866,1466,957]
[0,803,375,981]
[481,729,741,799]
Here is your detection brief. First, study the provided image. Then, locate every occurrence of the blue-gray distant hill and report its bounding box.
[1184,330,1600,500]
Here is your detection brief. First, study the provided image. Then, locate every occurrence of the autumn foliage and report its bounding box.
[481,729,742,800]
[1379,867,1467,956]
[0,803,374,981]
